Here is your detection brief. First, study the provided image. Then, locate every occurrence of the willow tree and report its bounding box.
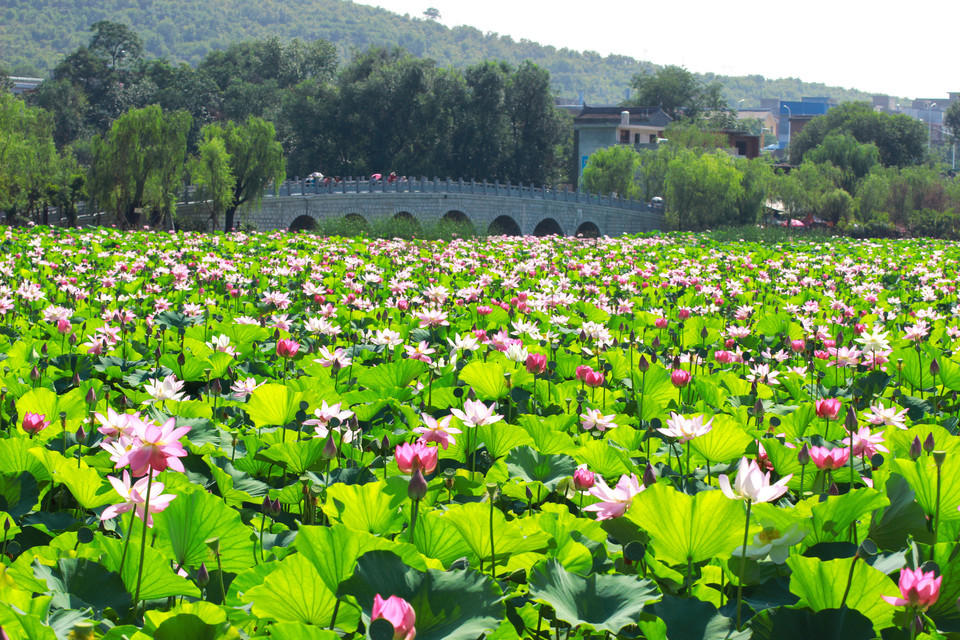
[200,117,285,232]
[189,134,235,231]
[88,104,192,228]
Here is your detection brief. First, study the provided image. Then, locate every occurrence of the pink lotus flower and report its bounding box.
[580,407,617,432]
[882,567,941,610]
[670,369,691,388]
[815,398,841,420]
[395,441,438,475]
[584,473,643,520]
[842,427,889,458]
[808,446,849,470]
[450,399,502,428]
[573,465,595,491]
[122,417,191,476]
[21,412,50,435]
[714,350,735,364]
[583,370,605,388]
[575,365,594,382]
[372,594,416,640]
[101,470,177,527]
[276,339,300,358]
[790,339,805,352]
[658,413,713,443]
[525,353,547,375]
[413,413,461,449]
[719,457,792,503]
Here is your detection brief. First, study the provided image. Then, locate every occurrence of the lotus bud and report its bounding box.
[798,443,810,466]
[651,336,661,349]
[844,406,858,433]
[271,499,282,515]
[317,432,336,459]
[211,378,221,395]
[828,482,839,495]
[69,333,78,346]
[642,463,657,488]
[408,468,428,500]
[85,387,97,406]
[30,365,40,381]
[637,355,649,373]
[75,425,85,442]
[41,343,48,357]
[924,432,935,454]
[72,372,81,387]
[910,436,923,461]
[177,352,186,367]
[261,496,272,515]
[197,562,210,588]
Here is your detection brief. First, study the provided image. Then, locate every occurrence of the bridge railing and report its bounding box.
[271,177,655,213]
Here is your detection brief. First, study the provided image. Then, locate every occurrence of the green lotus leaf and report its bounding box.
[625,483,745,566]
[245,553,359,630]
[410,510,474,568]
[152,486,255,573]
[476,422,534,459]
[256,439,326,475]
[504,446,577,491]
[269,623,340,640]
[246,383,303,428]
[786,554,897,633]
[357,359,427,393]
[94,533,200,601]
[868,473,934,549]
[528,558,660,633]
[34,558,131,615]
[689,415,752,464]
[440,501,550,567]
[321,480,406,535]
[637,595,751,640]
[340,550,504,640]
[458,361,508,400]
[573,438,632,477]
[751,607,873,640]
[805,488,888,545]
[891,455,960,523]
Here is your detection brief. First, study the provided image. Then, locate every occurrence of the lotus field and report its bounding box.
[3,227,960,640]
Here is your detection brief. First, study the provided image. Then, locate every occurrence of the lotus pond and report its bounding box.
[1,227,959,640]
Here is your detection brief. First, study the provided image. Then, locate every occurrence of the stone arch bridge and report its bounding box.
[177,178,664,236]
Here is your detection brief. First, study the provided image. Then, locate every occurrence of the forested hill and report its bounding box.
[2,0,873,104]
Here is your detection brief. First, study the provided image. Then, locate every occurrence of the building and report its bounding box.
[736,108,778,138]
[778,97,835,149]
[7,77,42,95]
[573,105,672,182]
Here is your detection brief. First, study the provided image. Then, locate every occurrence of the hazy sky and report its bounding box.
[354,0,957,100]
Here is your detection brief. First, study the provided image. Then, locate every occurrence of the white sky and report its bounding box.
[354,0,959,100]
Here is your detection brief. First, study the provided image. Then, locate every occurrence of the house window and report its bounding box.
[634,133,641,144]
[649,134,657,144]
[619,129,630,144]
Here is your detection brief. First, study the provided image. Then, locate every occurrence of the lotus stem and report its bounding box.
[735,499,752,631]
[133,469,154,614]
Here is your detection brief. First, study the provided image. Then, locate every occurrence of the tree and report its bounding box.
[423,7,441,20]
[88,105,192,228]
[581,145,641,197]
[189,135,236,231]
[788,102,925,167]
[664,149,743,230]
[200,117,286,232]
[0,93,60,222]
[945,101,960,145]
[88,21,143,70]
[628,66,728,121]
[503,61,565,184]
[804,132,880,193]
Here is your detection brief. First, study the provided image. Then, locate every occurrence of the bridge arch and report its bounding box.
[575,221,601,238]
[391,211,422,236]
[441,210,475,233]
[533,218,564,237]
[289,215,317,232]
[340,213,369,234]
[487,215,521,236]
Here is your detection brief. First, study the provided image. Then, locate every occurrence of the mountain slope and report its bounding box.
[0,0,873,104]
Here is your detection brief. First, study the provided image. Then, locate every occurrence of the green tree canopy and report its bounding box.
[788,102,926,167]
[200,117,286,232]
[88,104,192,228]
[627,66,728,121]
[804,132,880,193]
[664,148,743,230]
[581,145,641,198]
